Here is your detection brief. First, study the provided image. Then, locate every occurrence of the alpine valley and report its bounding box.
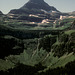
[0,0,75,75]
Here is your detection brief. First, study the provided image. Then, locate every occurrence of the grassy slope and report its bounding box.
[0,59,14,71]
[0,30,75,71]
[65,30,75,35]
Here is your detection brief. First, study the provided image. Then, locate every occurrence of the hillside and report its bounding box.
[0,29,75,75]
[7,0,74,30]
[0,21,75,70]
[0,0,75,74]
[71,20,75,29]
[7,0,75,29]
[0,17,75,75]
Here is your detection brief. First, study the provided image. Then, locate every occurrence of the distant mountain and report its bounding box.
[68,11,75,16]
[72,11,75,14]
[9,0,59,14]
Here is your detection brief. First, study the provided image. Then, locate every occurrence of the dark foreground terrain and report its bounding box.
[0,20,75,74]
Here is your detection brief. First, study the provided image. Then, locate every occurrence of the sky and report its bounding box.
[0,0,75,14]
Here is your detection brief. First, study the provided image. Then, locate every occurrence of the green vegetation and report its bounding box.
[0,35,24,59]
[55,18,75,30]
[0,30,75,73]
[0,15,75,74]
[38,35,56,52]
[65,30,75,35]
[0,14,74,30]
[37,60,75,75]
[0,63,46,75]
[52,31,75,57]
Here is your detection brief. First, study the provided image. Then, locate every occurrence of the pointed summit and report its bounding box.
[29,0,44,2]
[9,0,59,14]
[21,0,58,11]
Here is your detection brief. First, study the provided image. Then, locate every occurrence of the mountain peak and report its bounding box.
[9,0,59,14]
[29,0,44,3]
[29,0,44,2]
[21,0,58,11]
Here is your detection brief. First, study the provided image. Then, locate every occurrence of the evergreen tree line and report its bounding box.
[0,60,75,75]
[37,60,75,75]
[0,63,46,75]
